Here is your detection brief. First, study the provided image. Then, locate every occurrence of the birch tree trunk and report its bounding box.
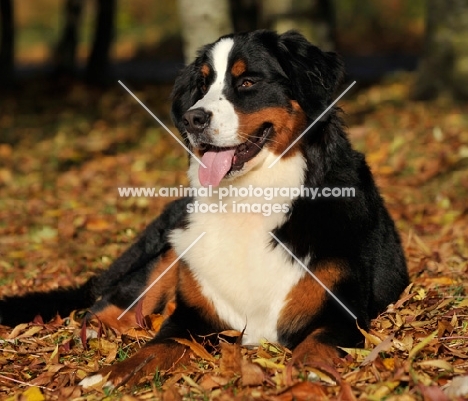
[177,0,233,63]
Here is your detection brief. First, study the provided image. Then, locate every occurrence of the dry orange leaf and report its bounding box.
[173,337,216,362]
[219,342,242,376]
[240,359,264,386]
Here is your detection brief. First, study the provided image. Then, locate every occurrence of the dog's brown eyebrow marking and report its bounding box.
[201,64,211,77]
[231,59,246,78]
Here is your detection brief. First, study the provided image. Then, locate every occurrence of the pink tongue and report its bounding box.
[199,148,236,187]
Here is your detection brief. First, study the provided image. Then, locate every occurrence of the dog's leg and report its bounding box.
[277,259,364,365]
[90,248,179,333]
[80,341,189,389]
[81,264,227,389]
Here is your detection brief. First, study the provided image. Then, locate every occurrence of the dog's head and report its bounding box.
[171,30,344,188]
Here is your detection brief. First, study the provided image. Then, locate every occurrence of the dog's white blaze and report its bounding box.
[171,152,308,345]
[189,38,239,147]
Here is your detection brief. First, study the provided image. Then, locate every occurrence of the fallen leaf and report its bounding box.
[241,359,264,386]
[274,381,328,401]
[219,342,242,376]
[253,358,285,370]
[361,334,394,366]
[173,337,215,362]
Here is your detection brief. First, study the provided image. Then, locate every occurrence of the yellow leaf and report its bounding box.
[49,344,59,362]
[457,299,468,308]
[21,387,45,401]
[88,338,118,355]
[371,381,400,398]
[7,323,29,339]
[414,288,426,300]
[339,347,370,360]
[73,369,87,380]
[424,277,456,286]
[450,313,458,327]
[409,330,437,360]
[357,325,382,346]
[418,359,453,371]
[308,368,337,385]
[252,358,285,369]
[15,325,43,339]
[181,374,203,391]
[382,358,395,370]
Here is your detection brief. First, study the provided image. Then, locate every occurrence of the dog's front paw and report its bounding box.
[79,371,114,390]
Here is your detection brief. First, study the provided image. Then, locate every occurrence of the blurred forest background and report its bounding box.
[0,0,468,400]
[1,0,427,84]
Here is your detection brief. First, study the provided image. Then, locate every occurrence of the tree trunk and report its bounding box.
[177,0,233,63]
[260,0,335,51]
[0,0,14,87]
[86,0,116,85]
[54,0,83,76]
[413,0,468,100]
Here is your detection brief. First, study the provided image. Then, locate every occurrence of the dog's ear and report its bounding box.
[277,30,345,119]
[171,43,216,144]
[170,61,199,143]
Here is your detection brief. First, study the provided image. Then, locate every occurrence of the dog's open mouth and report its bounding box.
[197,124,272,187]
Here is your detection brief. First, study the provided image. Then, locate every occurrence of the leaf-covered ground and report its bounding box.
[0,75,467,400]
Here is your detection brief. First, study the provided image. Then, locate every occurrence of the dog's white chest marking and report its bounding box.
[171,154,307,344]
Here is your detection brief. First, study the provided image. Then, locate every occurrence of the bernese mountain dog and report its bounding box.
[0,30,409,388]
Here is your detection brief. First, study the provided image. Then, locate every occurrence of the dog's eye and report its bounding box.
[239,79,255,89]
[200,84,207,94]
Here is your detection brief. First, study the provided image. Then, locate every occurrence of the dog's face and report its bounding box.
[171,30,344,188]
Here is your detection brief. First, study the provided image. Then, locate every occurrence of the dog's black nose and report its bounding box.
[183,108,211,134]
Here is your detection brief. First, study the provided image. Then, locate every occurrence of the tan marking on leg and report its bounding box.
[277,259,346,336]
[141,249,179,317]
[95,304,136,334]
[95,249,179,333]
